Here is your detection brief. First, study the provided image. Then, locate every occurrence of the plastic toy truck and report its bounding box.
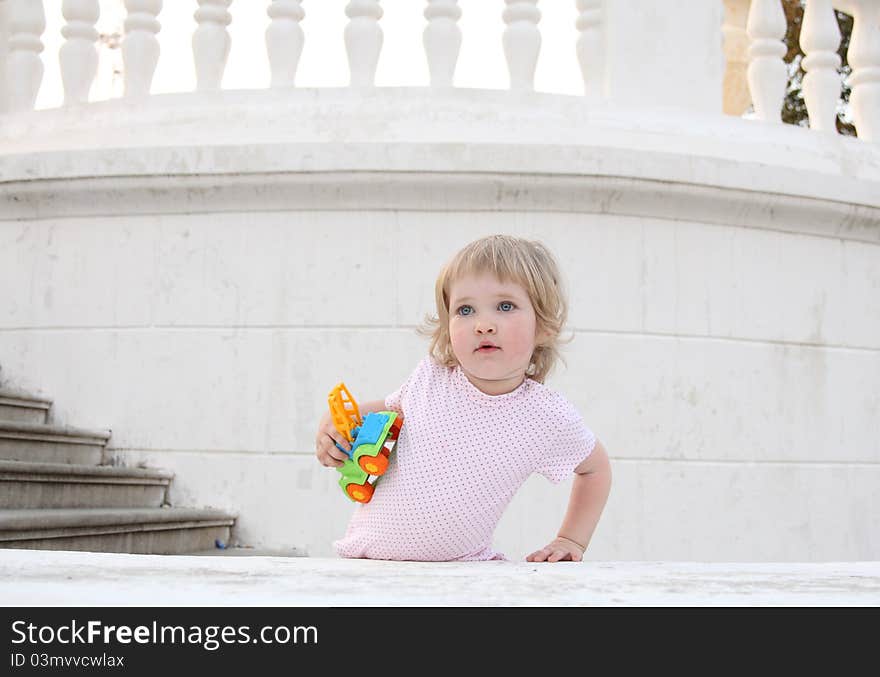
[328,382,403,503]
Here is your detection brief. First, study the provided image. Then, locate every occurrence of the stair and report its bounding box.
[0,390,52,423]
[0,460,173,509]
[0,388,236,554]
[0,508,234,554]
[0,421,111,465]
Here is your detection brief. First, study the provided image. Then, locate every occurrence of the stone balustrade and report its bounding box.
[0,1,877,140]
[726,0,877,139]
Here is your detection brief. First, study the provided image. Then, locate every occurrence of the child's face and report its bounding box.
[447,272,544,395]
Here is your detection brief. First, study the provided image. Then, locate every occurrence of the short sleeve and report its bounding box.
[535,400,596,484]
[384,357,430,414]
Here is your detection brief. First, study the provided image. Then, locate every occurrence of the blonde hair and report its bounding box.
[418,235,570,383]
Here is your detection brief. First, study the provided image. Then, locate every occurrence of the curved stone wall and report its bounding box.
[1,89,878,560]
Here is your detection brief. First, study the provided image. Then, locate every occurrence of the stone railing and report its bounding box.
[724,0,878,139]
[0,1,877,141]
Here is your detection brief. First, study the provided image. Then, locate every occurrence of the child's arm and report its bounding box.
[525,440,612,562]
[315,399,390,468]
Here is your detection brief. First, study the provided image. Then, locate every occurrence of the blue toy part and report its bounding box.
[335,412,392,457]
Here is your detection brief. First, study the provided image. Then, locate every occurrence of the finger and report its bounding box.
[317,421,349,446]
[548,549,570,563]
[316,433,350,460]
[320,454,344,468]
[528,548,550,563]
[314,439,332,463]
[322,448,347,467]
[316,442,347,468]
[329,431,351,452]
[324,441,350,463]
[318,425,351,451]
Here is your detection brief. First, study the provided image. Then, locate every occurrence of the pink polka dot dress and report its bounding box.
[333,356,596,561]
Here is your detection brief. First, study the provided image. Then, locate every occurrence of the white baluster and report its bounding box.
[722,0,751,115]
[60,0,100,105]
[194,0,232,91]
[423,0,461,88]
[266,0,305,88]
[5,0,44,112]
[800,0,842,132]
[503,0,541,92]
[835,0,880,142]
[6,0,46,112]
[746,0,787,121]
[345,0,383,87]
[575,0,602,99]
[123,0,162,98]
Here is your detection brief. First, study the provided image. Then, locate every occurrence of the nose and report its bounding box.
[475,322,496,334]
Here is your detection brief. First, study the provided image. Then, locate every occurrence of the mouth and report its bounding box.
[475,344,500,353]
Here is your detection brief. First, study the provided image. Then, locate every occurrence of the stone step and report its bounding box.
[0,460,173,509]
[0,389,52,424]
[0,507,236,555]
[0,421,111,465]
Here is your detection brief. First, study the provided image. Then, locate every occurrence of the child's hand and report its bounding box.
[525,536,586,563]
[315,412,351,468]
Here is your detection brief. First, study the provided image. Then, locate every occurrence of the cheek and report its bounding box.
[510,318,538,354]
[448,320,468,350]
[509,334,536,356]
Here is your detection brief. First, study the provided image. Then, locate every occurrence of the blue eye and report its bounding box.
[457,305,474,316]
[498,301,515,312]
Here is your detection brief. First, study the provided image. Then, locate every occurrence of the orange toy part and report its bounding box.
[328,382,362,444]
[346,482,374,504]
[359,452,389,476]
[387,417,403,440]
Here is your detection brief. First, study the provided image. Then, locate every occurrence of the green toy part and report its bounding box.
[337,411,400,503]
